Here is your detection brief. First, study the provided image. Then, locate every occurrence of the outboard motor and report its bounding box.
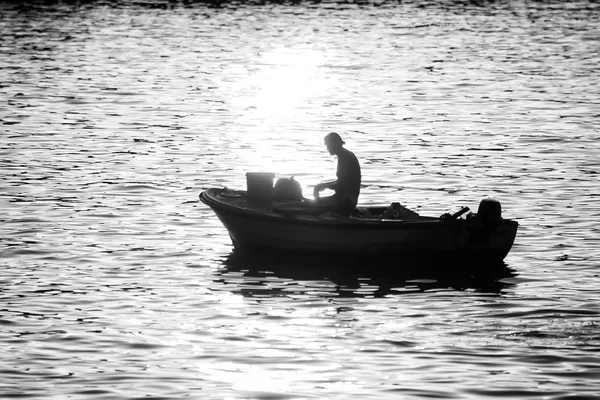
[477,198,502,225]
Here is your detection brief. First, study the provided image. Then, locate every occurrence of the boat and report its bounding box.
[199,186,519,263]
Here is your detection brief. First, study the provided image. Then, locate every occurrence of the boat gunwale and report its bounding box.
[199,188,519,231]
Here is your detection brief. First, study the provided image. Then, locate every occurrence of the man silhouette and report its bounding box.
[313,132,361,215]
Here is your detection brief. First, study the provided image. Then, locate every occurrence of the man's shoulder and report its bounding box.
[341,148,359,163]
[341,147,357,158]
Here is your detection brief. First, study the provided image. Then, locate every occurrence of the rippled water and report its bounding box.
[2,0,600,398]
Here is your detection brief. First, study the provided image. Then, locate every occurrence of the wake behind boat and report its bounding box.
[199,176,518,263]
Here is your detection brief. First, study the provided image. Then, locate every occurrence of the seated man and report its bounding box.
[313,132,361,215]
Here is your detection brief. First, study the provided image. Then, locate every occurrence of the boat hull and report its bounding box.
[200,188,518,262]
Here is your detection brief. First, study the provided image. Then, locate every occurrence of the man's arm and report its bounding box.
[313,180,337,199]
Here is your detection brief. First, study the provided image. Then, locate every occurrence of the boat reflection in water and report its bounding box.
[215,250,517,299]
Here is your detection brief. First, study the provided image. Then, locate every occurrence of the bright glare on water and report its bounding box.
[1,0,600,399]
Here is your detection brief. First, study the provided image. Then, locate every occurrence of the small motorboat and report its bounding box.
[199,183,519,263]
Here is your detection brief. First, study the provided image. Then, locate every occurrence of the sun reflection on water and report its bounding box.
[228,46,337,180]
[242,46,332,120]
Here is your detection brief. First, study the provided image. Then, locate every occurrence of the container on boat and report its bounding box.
[246,172,275,207]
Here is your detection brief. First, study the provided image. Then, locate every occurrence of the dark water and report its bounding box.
[2,1,600,399]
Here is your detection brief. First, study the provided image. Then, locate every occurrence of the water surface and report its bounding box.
[1,1,600,399]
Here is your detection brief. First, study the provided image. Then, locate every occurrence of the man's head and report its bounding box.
[324,132,345,155]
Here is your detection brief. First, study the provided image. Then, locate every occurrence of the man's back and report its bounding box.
[335,148,361,206]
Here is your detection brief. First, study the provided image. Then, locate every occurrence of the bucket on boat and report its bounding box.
[246,172,275,207]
